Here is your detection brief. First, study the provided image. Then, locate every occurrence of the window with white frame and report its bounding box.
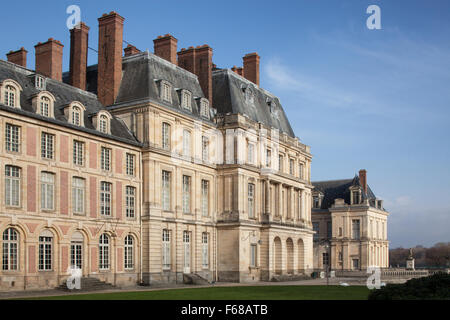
[5,166,20,207]
[99,115,109,134]
[100,182,112,216]
[4,85,17,107]
[162,122,171,150]
[126,153,135,176]
[5,124,20,153]
[72,106,82,126]
[161,81,172,102]
[183,130,191,158]
[278,154,283,172]
[299,163,304,180]
[38,233,53,271]
[352,191,360,205]
[182,175,191,214]
[72,177,85,214]
[101,147,111,171]
[40,96,50,117]
[41,172,55,211]
[41,132,54,159]
[250,244,257,267]
[202,232,209,268]
[35,76,45,90]
[181,90,192,110]
[99,234,110,270]
[200,99,209,118]
[124,235,134,270]
[247,143,254,164]
[248,183,255,218]
[289,158,294,175]
[201,180,209,217]
[126,186,136,218]
[73,140,84,166]
[202,136,209,162]
[162,171,171,211]
[162,229,171,269]
[2,228,18,271]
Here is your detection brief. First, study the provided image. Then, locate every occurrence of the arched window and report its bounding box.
[38,230,53,271]
[99,234,110,270]
[124,235,134,270]
[2,228,19,270]
[72,106,81,126]
[4,85,16,107]
[99,115,109,134]
[40,96,50,117]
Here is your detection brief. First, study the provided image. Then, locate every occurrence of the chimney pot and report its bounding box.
[124,44,140,57]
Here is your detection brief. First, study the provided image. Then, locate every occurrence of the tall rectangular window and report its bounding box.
[278,154,283,172]
[201,180,209,217]
[41,172,55,210]
[313,222,320,241]
[352,191,360,204]
[202,233,209,268]
[327,221,332,239]
[73,140,84,166]
[72,177,85,214]
[250,244,257,267]
[5,124,20,152]
[5,166,20,207]
[162,171,171,211]
[126,153,135,176]
[101,147,111,171]
[248,183,255,218]
[182,175,191,214]
[299,163,304,180]
[202,136,209,162]
[352,219,360,240]
[100,182,112,216]
[126,186,136,218]
[266,149,271,167]
[162,123,170,150]
[162,229,171,269]
[247,143,254,164]
[38,236,52,271]
[41,132,54,159]
[289,159,294,175]
[183,130,191,158]
[322,252,329,268]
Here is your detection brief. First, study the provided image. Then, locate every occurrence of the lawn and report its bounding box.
[27,285,370,300]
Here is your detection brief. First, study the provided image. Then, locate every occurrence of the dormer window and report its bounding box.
[312,192,323,209]
[35,76,45,90]
[72,107,81,126]
[63,101,86,127]
[181,90,192,111]
[1,79,22,108]
[160,81,172,103]
[95,111,112,134]
[350,188,362,205]
[99,115,108,133]
[313,196,320,209]
[32,91,55,118]
[200,98,209,118]
[244,87,255,105]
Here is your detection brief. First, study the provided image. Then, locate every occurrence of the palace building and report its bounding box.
[0,11,315,291]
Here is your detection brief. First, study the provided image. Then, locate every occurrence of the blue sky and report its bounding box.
[1,0,449,248]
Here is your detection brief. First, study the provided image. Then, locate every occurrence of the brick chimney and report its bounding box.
[359,169,367,194]
[153,34,177,65]
[35,38,64,81]
[69,22,90,90]
[97,12,124,106]
[243,52,260,86]
[7,47,27,68]
[177,47,196,74]
[195,45,213,103]
[231,66,244,77]
[124,44,140,57]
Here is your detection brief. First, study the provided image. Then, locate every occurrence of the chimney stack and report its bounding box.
[97,11,124,106]
[35,38,64,81]
[153,34,178,65]
[359,169,367,194]
[178,45,213,104]
[124,44,140,57]
[69,22,90,90]
[243,52,260,86]
[7,47,27,68]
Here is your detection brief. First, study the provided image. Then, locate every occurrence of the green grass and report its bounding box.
[25,285,370,300]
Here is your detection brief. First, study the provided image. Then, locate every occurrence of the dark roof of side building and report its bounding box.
[212,69,296,138]
[312,176,378,210]
[0,60,140,146]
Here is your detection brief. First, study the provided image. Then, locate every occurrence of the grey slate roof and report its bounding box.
[0,60,140,146]
[212,69,295,137]
[312,176,377,210]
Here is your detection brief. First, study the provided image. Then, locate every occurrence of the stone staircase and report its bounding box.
[57,277,116,292]
[183,273,211,285]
